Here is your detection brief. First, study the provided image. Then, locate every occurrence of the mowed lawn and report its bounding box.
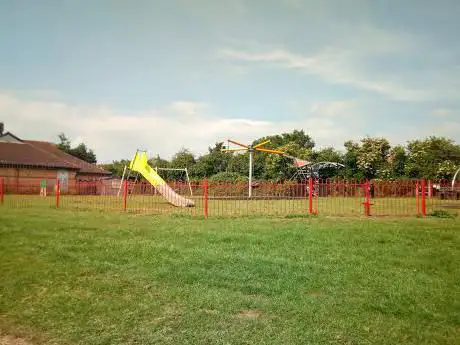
[0,210,459,344]
[4,194,459,217]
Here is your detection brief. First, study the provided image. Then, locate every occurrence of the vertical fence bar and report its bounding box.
[55,178,60,209]
[363,179,371,216]
[0,177,4,205]
[123,179,128,211]
[421,178,426,216]
[308,177,313,214]
[204,178,209,218]
[416,180,420,215]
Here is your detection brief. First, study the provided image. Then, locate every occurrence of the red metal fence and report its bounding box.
[0,177,459,217]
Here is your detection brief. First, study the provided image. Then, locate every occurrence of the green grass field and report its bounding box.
[1,209,459,344]
[3,194,460,217]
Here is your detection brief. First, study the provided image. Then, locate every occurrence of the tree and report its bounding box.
[310,147,344,179]
[100,159,130,177]
[57,133,71,152]
[264,142,312,180]
[253,129,315,150]
[405,136,460,179]
[71,143,97,164]
[169,148,196,180]
[56,133,97,164]
[343,137,391,179]
[193,142,232,178]
[387,145,407,179]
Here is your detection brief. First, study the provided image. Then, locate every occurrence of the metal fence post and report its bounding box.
[204,178,209,218]
[416,180,420,215]
[123,179,128,211]
[363,179,371,216]
[421,178,426,216]
[308,177,313,214]
[55,178,60,208]
[0,177,4,205]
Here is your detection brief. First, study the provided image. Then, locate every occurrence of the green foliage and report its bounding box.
[92,130,459,182]
[405,136,460,179]
[193,143,232,178]
[429,209,457,218]
[209,171,247,182]
[56,133,97,164]
[100,159,130,177]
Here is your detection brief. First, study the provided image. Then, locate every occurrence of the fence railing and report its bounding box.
[0,177,459,217]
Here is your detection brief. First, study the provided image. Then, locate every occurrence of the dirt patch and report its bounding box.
[0,335,34,345]
[236,309,261,319]
[308,291,323,296]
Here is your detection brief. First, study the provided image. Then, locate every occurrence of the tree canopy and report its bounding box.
[56,133,97,164]
[95,130,460,181]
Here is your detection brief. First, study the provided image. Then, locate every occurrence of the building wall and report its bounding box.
[0,167,77,194]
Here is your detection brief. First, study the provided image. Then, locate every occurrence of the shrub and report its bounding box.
[209,172,247,183]
[429,209,457,218]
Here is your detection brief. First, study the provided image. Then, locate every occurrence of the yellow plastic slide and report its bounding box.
[129,151,194,207]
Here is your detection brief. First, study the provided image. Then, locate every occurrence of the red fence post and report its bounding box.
[0,177,4,205]
[204,178,209,218]
[123,179,128,211]
[363,180,372,216]
[421,178,426,216]
[308,177,313,214]
[55,178,60,208]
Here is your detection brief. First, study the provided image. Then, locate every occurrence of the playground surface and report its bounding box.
[1,209,459,345]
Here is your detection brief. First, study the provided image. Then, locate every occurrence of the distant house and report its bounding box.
[0,124,110,193]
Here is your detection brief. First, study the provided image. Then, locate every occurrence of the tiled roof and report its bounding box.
[25,141,111,175]
[0,141,78,169]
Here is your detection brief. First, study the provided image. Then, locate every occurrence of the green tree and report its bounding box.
[169,148,196,180]
[100,159,130,177]
[56,133,97,164]
[193,142,232,178]
[310,147,344,178]
[387,145,407,179]
[343,137,391,179]
[405,136,460,179]
[253,129,315,150]
[264,142,312,180]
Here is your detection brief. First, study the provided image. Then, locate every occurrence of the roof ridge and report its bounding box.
[25,141,80,169]
[25,140,110,175]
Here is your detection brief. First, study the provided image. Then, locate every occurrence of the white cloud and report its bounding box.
[0,92,365,162]
[217,21,460,102]
[218,46,444,101]
[1,92,458,163]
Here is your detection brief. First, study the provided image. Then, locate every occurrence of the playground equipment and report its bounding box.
[222,138,344,196]
[222,139,284,197]
[119,150,194,207]
[453,166,460,190]
[286,156,344,181]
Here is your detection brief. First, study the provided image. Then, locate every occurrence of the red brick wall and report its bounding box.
[0,167,77,194]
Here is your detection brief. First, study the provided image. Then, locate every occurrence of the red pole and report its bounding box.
[204,178,209,218]
[421,178,426,216]
[363,180,371,216]
[0,177,4,205]
[123,179,128,211]
[56,178,60,208]
[308,177,313,214]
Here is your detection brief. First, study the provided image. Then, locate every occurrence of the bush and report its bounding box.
[429,209,457,219]
[209,172,247,183]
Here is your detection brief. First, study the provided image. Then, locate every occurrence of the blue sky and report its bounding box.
[1,0,459,162]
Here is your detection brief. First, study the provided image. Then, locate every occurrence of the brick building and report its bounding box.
[0,125,110,194]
